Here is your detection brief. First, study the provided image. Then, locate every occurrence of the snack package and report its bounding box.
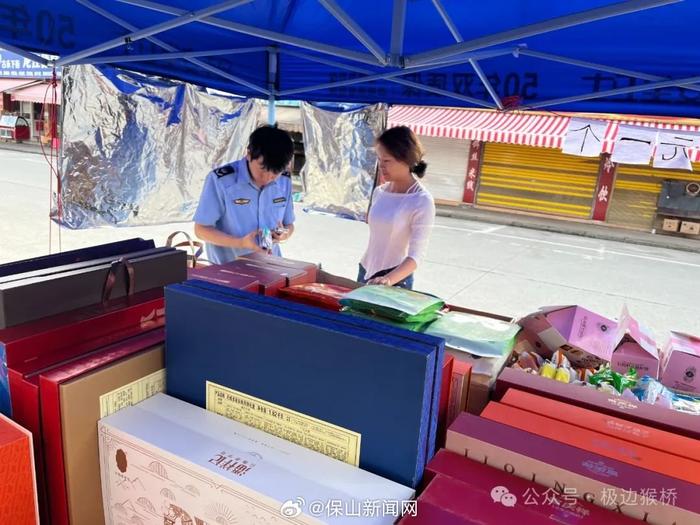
[423,311,520,358]
[279,283,353,311]
[539,361,557,379]
[340,285,445,323]
[514,350,543,371]
[551,350,571,369]
[342,308,435,332]
[633,376,700,415]
[588,364,637,394]
[555,367,573,383]
[260,227,274,251]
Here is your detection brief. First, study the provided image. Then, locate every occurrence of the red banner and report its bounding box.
[592,153,616,221]
[462,140,482,204]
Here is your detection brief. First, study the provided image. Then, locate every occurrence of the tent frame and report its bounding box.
[9,0,698,120]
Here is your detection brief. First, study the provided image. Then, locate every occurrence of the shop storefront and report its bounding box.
[0,49,60,142]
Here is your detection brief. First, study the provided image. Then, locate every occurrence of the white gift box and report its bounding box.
[99,393,414,525]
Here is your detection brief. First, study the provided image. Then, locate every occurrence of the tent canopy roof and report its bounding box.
[2,0,699,116]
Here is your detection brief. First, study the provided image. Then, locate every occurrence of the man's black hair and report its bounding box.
[247,124,294,174]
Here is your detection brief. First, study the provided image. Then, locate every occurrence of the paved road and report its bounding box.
[1,148,699,340]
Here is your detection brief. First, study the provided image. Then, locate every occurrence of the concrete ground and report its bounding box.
[1,147,699,340]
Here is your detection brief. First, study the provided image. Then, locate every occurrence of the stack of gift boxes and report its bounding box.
[1,240,698,524]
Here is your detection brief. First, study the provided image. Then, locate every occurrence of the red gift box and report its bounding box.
[1,290,164,523]
[0,413,39,525]
[39,329,164,525]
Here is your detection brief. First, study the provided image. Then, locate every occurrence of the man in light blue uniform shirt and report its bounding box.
[193,125,296,264]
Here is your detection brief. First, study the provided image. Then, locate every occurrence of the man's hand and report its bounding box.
[241,229,265,253]
[272,222,292,243]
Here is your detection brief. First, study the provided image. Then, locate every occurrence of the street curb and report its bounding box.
[437,205,700,254]
[0,142,45,156]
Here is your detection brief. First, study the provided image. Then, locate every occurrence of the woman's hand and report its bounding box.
[367,276,392,286]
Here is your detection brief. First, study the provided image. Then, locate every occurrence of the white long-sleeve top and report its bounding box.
[360,182,436,279]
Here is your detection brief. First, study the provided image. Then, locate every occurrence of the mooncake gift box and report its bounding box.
[0,237,154,277]
[446,411,700,525]
[99,394,414,525]
[499,389,700,462]
[39,330,165,525]
[423,450,642,525]
[1,290,165,522]
[0,246,186,328]
[165,281,444,488]
[495,367,700,440]
[0,413,39,525]
[661,332,700,394]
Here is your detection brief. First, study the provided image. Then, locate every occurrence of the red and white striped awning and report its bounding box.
[0,78,36,93]
[10,81,61,105]
[388,105,570,147]
[388,105,700,162]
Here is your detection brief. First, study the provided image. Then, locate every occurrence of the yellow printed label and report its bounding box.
[99,369,166,418]
[206,381,361,467]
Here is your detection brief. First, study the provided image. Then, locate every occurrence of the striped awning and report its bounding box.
[388,105,700,161]
[10,81,61,104]
[388,105,570,148]
[0,78,37,93]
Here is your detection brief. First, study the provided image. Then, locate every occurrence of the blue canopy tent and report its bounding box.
[1,0,699,119]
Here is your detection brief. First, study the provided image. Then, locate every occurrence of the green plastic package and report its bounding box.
[424,311,520,357]
[343,309,436,332]
[588,365,638,394]
[339,285,445,323]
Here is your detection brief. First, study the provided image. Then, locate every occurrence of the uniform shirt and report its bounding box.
[193,158,295,264]
[360,182,435,278]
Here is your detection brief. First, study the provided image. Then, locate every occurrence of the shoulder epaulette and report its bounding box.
[214,164,236,177]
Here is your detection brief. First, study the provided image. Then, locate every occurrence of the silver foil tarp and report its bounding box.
[56,65,261,228]
[300,102,387,221]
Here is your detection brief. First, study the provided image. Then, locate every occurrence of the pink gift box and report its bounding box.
[518,306,617,368]
[611,307,659,379]
[445,411,700,525]
[661,332,700,394]
[424,449,641,524]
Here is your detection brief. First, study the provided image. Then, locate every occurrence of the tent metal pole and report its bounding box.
[469,59,503,110]
[74,0,269,94]
[73,47,270,65]
[58,0,252,66]
[530,74,700,109]
[0,41,51,65]
[318,0,387,64]
[277,49,495,107]
[520,48,700,94]
[405,0,681,66]
[117,0,382,66]
[390,0,407,66]
[279,52,505,96]
[268,49,278,125]
[431,0,462,42]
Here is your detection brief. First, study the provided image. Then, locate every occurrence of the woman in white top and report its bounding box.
[358,126,436,290]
